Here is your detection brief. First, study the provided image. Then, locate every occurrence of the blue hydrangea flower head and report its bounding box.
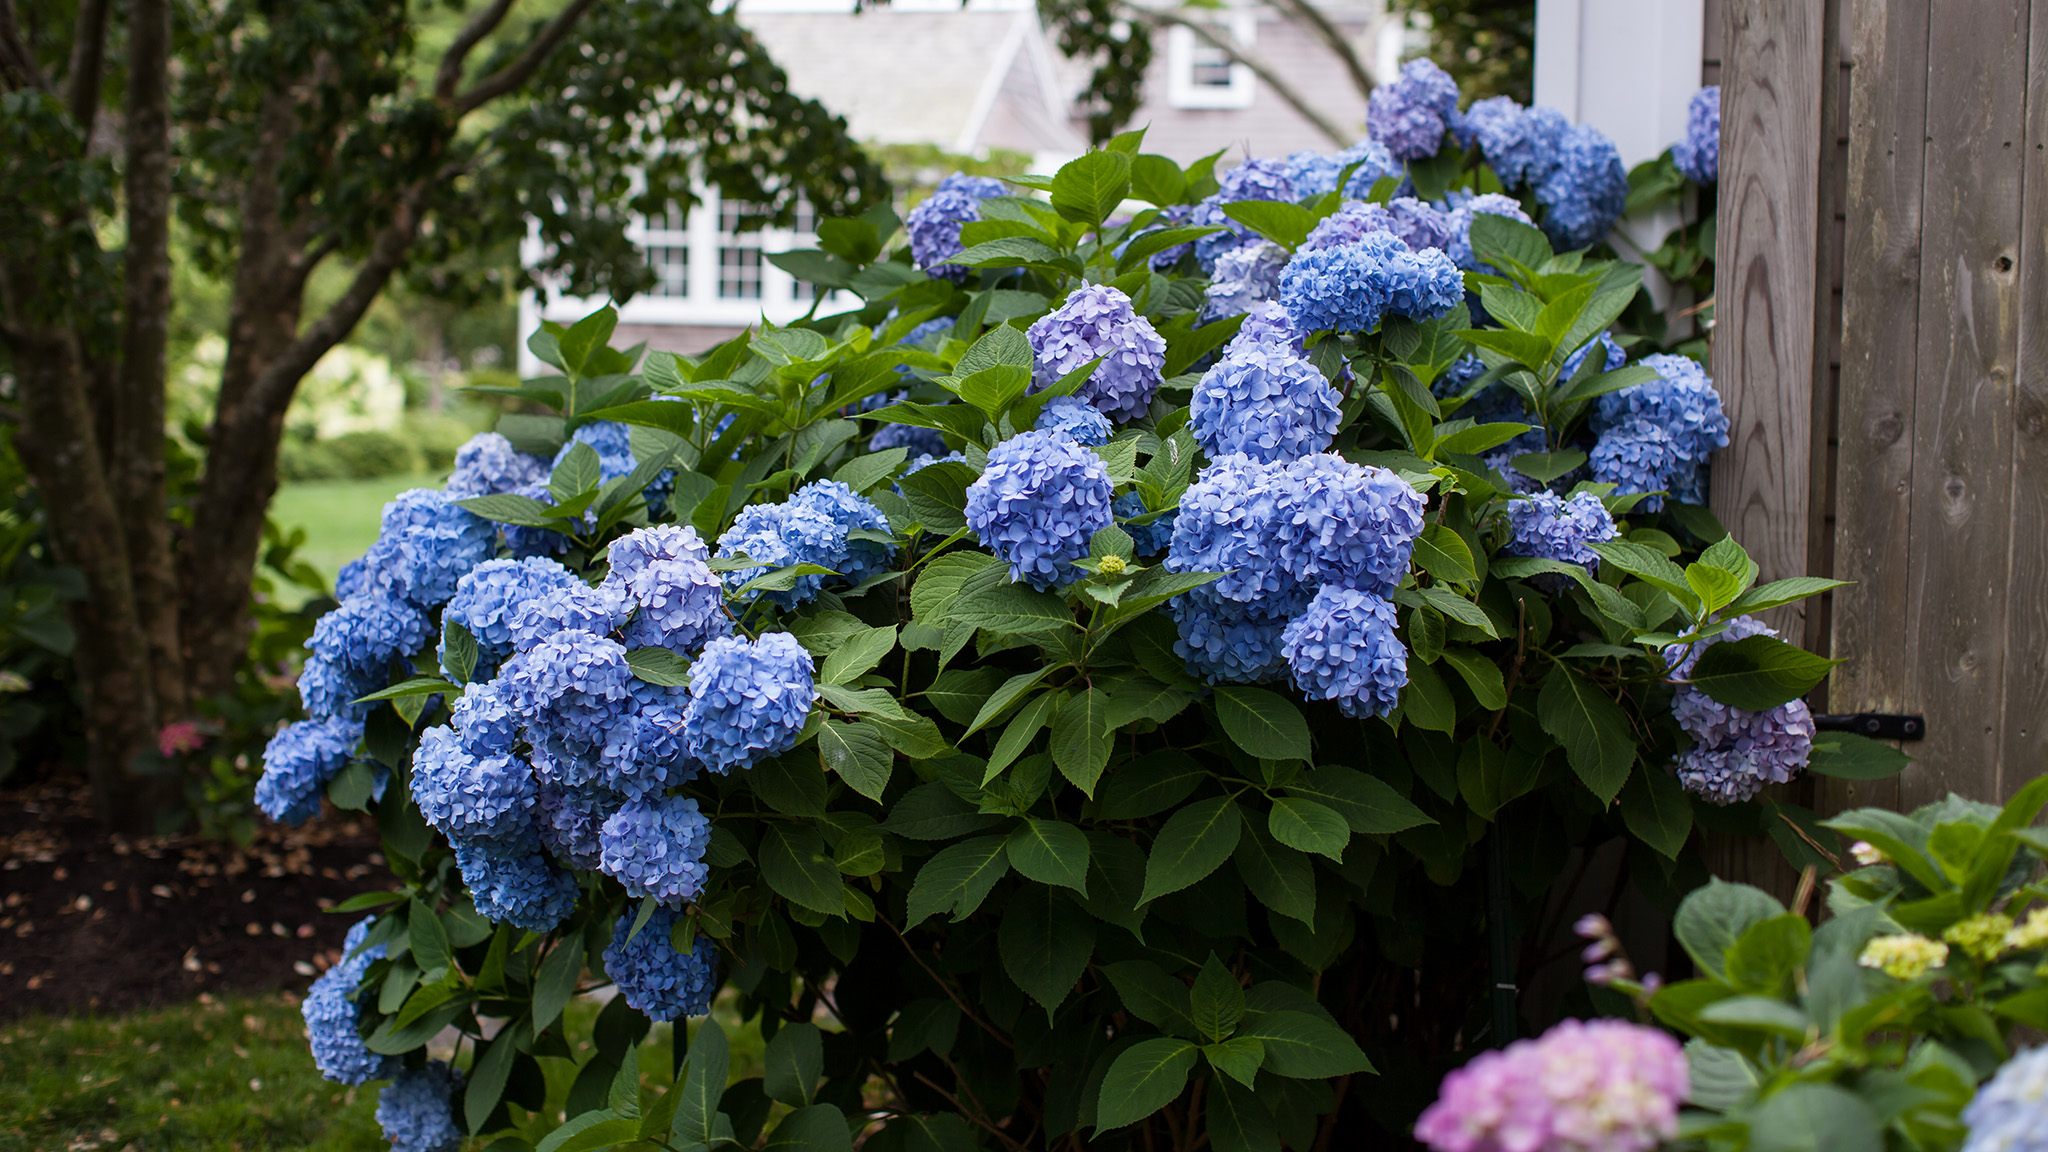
[714,503,810,605]
[1026,285,1167,422]
[1446,192,1537,271]
[906,188,984,282]
[1302,201,1400,254]
[302,916,395,1086]
[1367,58,1463,161]
[938,172,1008,199]
[1667,616,1817,804]
[507,579,632,650]
[1167,582,1302,684]
[335,555,374,601]
[1275,453,1427,596]
[1191,340,1342,463]
[1962,1046,2048,1152]
[1589,418,1686,510]
[1674,86,1721,184]
[1192,158,1297,268]
[964,428,1114,589]
[1385,197,1452,252]
[599,795,712,905]
[594,680,695,800]
[310,589,433,680]
[445,432,548,498]
[535,781,606,870]
[442,556,583,678]
[1282,150,1343,198]
[1561,332,1626,382]
[1280,232,1403,333]
[1336,137,1401,196]
[1166,453,1292,603]
[1225,302,1306,356]
[298,654,376,723]
[1282,585,1408,717]
[1035,395,1113,447]
[1535,123,1628,250]
[604,526,731,656]
[1504,490,1618,573]
[555,419,637,482]
[1597,353,1729,461]
[365,488,496,607]
[788,479,896,585]
[377,1062,465,1152]
[605,906,721,1022]
[256,717,363,825]
[683,632,817,774]
[450,679,519,755]
[454,838,578,932]
[1469,101,1570,189]
[1202,240,1290,321]
[1281,232,1460,332]
[412,724,537,842]
[870,421,948,459]
[496,629,637,752]
[1114,491,1173,557]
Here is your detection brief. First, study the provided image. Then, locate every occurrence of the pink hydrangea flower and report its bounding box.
[1414,1019,1688,1152]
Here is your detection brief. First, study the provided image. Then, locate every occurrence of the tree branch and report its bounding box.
[1124,6,1347,147]
[452,0,598,116]
[0,0,48,92]
[245,183,431,415]
[435,0,518,103]
[1267,0,1374,105]
[62,0,110,131]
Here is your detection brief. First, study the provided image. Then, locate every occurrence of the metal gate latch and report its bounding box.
[1814,713,1925,741]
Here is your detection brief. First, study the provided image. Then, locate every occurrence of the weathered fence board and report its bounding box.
[2002,0,2048,790]
[1898,0,2029,807]
[1823,0,1931,818]
[1710,0,1830,647]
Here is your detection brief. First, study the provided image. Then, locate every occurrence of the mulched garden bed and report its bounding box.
[0,778,393,1022]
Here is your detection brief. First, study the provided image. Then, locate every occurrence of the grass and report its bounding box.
[0,992,385,1152]
[268,473,443,597]
[0,990,771,1152]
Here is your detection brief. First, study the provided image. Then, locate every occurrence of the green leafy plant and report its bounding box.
[285,130,1877,1152]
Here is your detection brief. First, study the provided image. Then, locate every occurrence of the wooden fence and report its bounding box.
[1714,0,2048,826]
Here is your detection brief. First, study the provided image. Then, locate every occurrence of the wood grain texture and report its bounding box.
[2001,0,2048,793]
[1823,0,1930,818]
[1710,0,1828,645]
[1899,0,2029,807]
[1702,0,1835,901]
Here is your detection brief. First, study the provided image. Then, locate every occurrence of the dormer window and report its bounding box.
[1167,12,1256,110]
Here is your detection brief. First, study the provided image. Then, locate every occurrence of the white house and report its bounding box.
[521,0,1407,366]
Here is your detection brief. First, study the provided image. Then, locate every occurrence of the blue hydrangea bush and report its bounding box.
[265,85,1898,1152]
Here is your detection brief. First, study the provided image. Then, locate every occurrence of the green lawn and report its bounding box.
[0,990,770,1152]
[0,993,385,1152]
[269,473,444,593]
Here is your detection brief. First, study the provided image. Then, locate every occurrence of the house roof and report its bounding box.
[735,4,1090,157]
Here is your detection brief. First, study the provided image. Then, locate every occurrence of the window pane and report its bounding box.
[720,247,762,300]
[646,245,689,298]
[1191,47,1233,87]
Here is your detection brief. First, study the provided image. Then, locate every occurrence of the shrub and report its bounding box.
[260,102,1877,1152]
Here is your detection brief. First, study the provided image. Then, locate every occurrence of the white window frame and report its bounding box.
[1166,12,1256,110]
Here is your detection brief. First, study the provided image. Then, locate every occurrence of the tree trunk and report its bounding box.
[119,0,186,720]
[1,323,169,829]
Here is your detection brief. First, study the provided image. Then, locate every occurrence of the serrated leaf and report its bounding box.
[1140,796,1241,904]
[760,826,845,918]
[1214,687,1311,762]
[1267,797,1349,861]
[1413,524,1476,585]
[1008,818,1091,893]
[1050,687,1112,795]
[626,647,692,687]
[999,884,1097,1015]
[1537,667,1635,804]
[1094,1038,1198,1130]
[1687,635,1841,711]
[816,718,892,801]
[906,835,1011,925]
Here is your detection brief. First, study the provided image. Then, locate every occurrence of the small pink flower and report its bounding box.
[158,721,206,757]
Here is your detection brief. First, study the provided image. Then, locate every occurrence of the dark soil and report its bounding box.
[0,779,393,1022]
